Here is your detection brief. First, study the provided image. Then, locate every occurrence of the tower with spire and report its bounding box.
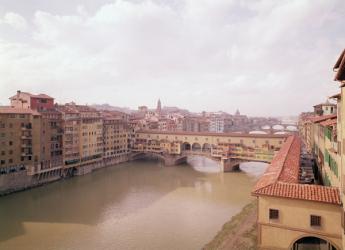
[156,99,162,115]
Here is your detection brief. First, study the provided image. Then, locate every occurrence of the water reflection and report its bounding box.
[240,162,268,178]
[0,159,267,250]
[188,156,221,173]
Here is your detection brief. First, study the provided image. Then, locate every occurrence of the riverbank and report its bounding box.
[203,200,257,250]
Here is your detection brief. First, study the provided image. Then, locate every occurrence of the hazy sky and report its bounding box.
[0,0,344,116]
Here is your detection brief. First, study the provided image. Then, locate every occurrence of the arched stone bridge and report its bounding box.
[132,130,288,172]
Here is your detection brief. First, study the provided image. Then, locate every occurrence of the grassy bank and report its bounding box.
[203,200,257,250]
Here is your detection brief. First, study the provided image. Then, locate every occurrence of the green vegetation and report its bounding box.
[203,200,257,250]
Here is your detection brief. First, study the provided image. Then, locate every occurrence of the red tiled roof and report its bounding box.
[252,135,341,205]
[9,92,53,99]
[253,136,300,191]
[309,114,337,123]
[31,94,53,99]
[255,182,341,205]
[320,118,337,127]
[329,93,341,99]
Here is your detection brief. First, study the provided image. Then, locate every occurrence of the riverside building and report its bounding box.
[102,111,130,166]
[254,49,345,250]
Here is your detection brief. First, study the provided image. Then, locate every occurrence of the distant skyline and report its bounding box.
[0,0,344,116]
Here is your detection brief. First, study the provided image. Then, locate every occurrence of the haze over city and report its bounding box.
[0,0,344,116]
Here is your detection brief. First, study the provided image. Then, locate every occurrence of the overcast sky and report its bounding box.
[0,0,344,116]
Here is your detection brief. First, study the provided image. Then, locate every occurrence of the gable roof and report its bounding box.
[253,136,301,192]
[9,92,53,100]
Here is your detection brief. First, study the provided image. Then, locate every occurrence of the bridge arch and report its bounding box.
[192,143,202,151]
[202,143,211,152]
[272,124,284,130]
[286,125,297,131]
[289,235,339,250]
[182,142,191,151]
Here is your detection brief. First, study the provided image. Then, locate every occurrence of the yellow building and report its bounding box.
[57,103,103,175]
[103,113,130,166]
[56,105,81,171]
[0,108,42,175]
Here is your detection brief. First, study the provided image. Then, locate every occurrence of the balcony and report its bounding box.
[21,152,32,156]
[21,135,32,139]
[21,124,32,130]
[21,144,32,148]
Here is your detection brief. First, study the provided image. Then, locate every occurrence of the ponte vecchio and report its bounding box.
[132,130,288,171]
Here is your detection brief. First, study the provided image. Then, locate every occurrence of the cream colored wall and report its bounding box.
[258,196,342,250]
[79,119,103,160]
[10,93,31,109]
[104,122,128,158]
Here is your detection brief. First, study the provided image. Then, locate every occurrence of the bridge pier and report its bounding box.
[164,155,187,166]
[131,152,187,166]
[221,158,241,172]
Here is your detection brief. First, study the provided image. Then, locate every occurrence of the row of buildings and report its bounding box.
[131,99,281,133]
[252,49,345,250]
[0,90,282,194]
[0,91,131,193]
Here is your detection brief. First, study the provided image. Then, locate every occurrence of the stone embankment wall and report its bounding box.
[0,155,130,196]
[0,170,61,195]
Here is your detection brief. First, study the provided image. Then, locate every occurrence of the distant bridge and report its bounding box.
[132,130,288,172]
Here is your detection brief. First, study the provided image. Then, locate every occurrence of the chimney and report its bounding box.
[17,90,21,98]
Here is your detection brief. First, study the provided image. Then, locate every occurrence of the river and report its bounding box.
[0,157,267,250]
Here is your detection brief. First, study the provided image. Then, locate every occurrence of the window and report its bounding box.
[310,215,321,227]
[269,209,279,219]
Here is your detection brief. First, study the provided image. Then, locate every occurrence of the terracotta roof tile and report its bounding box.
[309,114,337,123]
[320,118,337,127]
[9,92,53,99]
[252,135,341,205]
[253,136,300,191]
[255,182,341,205]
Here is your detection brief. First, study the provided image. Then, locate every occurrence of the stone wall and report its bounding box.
[0,155,132,195]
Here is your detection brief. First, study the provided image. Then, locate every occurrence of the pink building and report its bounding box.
[9,90,54,111]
